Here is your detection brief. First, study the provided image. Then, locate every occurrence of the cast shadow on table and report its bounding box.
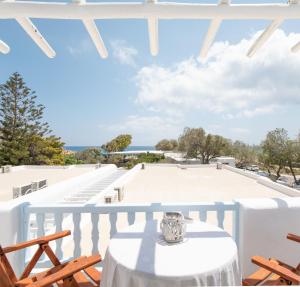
[112,220,232,277]
[113,231,231,240]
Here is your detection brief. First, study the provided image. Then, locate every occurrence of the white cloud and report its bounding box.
[67,38,93,56]
[111,40,138,67]
[134,30,300,118]
[230,127,250,135]
[100,115,182,144]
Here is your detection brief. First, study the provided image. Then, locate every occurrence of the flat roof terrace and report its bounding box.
[123,165,286,203]
[0,165,95,201]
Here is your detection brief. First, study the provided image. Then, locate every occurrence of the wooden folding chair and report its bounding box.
[0,230,102,287]
[243,233,300,286]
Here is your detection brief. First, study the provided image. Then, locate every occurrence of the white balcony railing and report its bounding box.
[22,201,239,269]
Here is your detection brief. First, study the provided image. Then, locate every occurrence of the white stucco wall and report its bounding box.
[238,197,300,277]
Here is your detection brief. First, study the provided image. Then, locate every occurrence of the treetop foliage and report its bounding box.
[178,127,230,164]
[102,134,132,152]
[155,139,178,151]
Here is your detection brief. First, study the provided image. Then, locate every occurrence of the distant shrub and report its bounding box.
[75,148,103,164]
[138,153,165,163]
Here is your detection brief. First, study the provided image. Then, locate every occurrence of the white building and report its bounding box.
[211,156,236,167]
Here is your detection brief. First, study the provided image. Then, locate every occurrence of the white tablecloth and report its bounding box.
[101,220,241,287]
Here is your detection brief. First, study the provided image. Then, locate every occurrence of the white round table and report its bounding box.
[101,220,241,287]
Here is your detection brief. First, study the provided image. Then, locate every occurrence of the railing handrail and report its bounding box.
[26,201,237,213]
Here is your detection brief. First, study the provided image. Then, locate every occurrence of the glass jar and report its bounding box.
[160,212,186,243]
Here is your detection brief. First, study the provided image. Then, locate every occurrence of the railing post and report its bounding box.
[73,212,81,258]
[215,202,226,229]
[36,213,45,237]
[232,201,240,248]
[199,210,207,222]
[37,212,45,260]
[91,213,100,254]
[127,212,136,225]
[217,211,225,229]
[109,213,117,238]
[54,213,63,259]
[146,211,154,221]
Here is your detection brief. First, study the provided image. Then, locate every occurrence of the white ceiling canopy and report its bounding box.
[1,0,300,58]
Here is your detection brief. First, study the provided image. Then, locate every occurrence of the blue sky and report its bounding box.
[1,0,300,146]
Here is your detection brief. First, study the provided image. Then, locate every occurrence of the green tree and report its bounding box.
[178,127,206,159]
[155,139,178,151]
[285,137,300,184]
[201,134,230,164]
[26,135,65,165]
[178,127,230,163]
[102,134,132,152]
[0,72,63,165]
[230,140,258,168]
[64,154,81,165]
[260,128,289,180]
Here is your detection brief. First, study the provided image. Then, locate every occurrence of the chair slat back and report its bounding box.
[0,246,17,287]
[0,231,70,286]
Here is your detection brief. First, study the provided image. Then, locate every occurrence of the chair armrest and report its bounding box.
[2,230,71,253]
[269,258,297,272]
[287,233,300,244]
[26,255,102,287]
[251,256,300,284]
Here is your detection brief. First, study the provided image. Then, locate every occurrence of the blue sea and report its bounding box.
[64,145,155,152]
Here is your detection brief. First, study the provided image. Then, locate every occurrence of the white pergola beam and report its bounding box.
[74,0,108,58]
[147,16,158,56]
[16,17,56,58]
[146,0,159,56]
[0,40,10,54]
[1,2,300,20]
[247,19,283,57]
[199,1,230,58]
[82,19,108,58]
[291,41,300,52]
[289,0,300,53]
[199,19,222,58]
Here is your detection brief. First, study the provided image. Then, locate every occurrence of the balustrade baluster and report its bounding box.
[91,213,100,254]
[36,213,45,237]
[54,213,63,259]
[73,213,81,258]
[109,213,117,238]
[199,210,207,222]
[36,213,45,260]
[217,209,225,229]
[127,212,136,225]
[146,212,153,221]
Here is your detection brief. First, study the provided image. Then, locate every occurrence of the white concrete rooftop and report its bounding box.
[123,165,287,203]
